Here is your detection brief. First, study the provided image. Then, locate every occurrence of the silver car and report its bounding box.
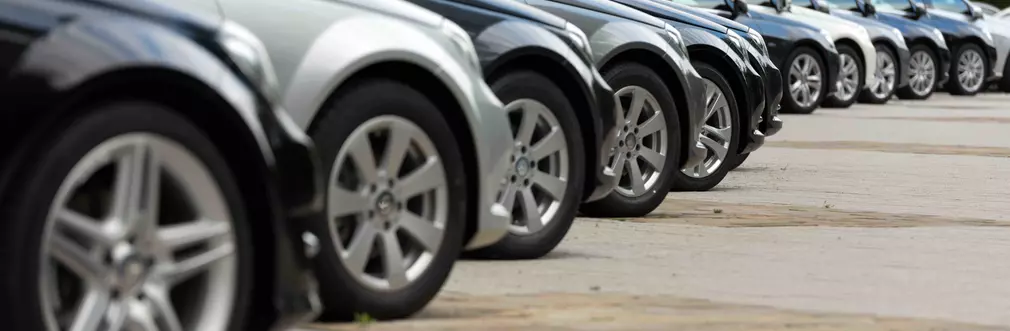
[198,0,513,320]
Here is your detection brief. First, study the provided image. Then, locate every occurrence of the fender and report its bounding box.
[741,10,837,69]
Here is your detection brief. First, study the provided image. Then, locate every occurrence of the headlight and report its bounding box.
[891,28,907,47]
[931,28,947,46]
[726,30,746,56]
[664,24,689,54]
[564,22,594,60]
[981,26,993,42]
[218,20,281,102]
[440,19,481,74]
[819,28,834,43]
[748,29,770,56]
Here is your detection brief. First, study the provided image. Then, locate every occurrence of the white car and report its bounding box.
[753,0,876,108]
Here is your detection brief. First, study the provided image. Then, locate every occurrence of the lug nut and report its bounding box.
[523,179,530,186]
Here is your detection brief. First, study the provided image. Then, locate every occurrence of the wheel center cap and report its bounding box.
[116,255,149,292]
[515,157,531,177]
[624,133,637,149]
[375,192,396,216]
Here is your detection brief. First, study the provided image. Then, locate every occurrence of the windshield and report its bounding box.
[665,0,728,8]
[921,0,969,13]
[820,0,857,9]
[871,0,913,11]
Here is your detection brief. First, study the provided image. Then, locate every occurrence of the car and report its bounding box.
[804,0,912,103]
[612,0,768,190]
[0,0,324,330]
[522,0,708,217]
[819,0,951,100]
[999,6,1010,18]
[920,0,1007,93]
[873,0,998,95]
[650,0,785,170]
[753,0,878,109]
[404,0,621,259]
[965,0,1010,92]
[669,0,841,115]
[206,0,514,320]
[974,1,1000,15]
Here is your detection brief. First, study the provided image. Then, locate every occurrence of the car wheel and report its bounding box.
[310,79,465,320]
[781,46,827,114]
[896,44,938,100]
[948,43,987,96]
[823,44,864,108]
[464,71,585,260]
[670,61,740,192]
[859,44,898,104]
[1,101,252,331]
[999,57,1010,93]
[727,152,750,171]
[580,62,681,218]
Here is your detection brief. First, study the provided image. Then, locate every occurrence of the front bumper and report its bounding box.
[585,69,620,203]
[680,62,708,170]
[741,52,769,154]
[986,43,1001,83]
[760,58,784,137]
[824,49,842,94]
[463,80,513,250]
[938,46,952,85]
[896,44,912,88]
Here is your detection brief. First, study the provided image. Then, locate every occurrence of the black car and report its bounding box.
[522,0,709,217]
[405,0,619,259]
[873,0,997,95]
[0,0,323,330]
[818,0,951,100]
[645,0,784,170]
[612,0,766,191]
[670,0,841,114]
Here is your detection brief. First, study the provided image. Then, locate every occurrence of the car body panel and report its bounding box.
[214,0,514,249]
[820,7,912,89]
[0,0,322,328]
[753,4,877,88]
[407,0,620,201]
[525,0,710,169]
[921,3,1004,80]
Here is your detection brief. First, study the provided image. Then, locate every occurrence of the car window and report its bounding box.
[872,0,912,11]
[665,0,727,8]
[923,0,968,12]
[821,0,853,9]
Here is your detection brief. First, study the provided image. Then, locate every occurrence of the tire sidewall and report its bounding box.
[897,44,938,99]
[824,44,864,108]
[1,101,253,331]
[670,61,740,191]
[781,46,826,114]
[949,43,987,95]
[860,44,898,103]
[309,79,465,320]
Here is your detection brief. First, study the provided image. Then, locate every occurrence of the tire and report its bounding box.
[1,101,252,331]
[310,78,465,321]
[859,43,899,104]
[896,44,939,100]
[465,71,585,260]
[579,62,681,218]
[670,61,740,192]
[727,152,750,171]
[780,46,828,114]
[999,57,1010,93]
[947,42,988,96]
[823,44,864,108]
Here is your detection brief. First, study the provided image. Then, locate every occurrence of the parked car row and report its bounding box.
[0,0,1005,330]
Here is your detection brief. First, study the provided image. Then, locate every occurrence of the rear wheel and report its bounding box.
[1,101,252,331]
[580,62,681,218]
[670,61,740,192]
[896,44,938,100]
[465,70,585,260]
[859,44,898,104]
[823,44,864,108]
[310,79,465,321]
[948,43,987,96]
[780,47,826,114]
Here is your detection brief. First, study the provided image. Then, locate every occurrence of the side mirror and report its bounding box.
[781,0,792,11]
[816,1,830,13]
[912,2,928,17]
[969,5,984,19]
[864,3,876,15]
[736,0,750,15]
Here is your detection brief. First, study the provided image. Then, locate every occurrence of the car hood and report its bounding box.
[543,0,667,28]
[660,0,752,33]
[614,0,729,33]
[340,0,444,28]
[455,0,568,29]
[752,5,862,37]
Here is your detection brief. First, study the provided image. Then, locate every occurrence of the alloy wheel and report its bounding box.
[788,53,823,108]
[41,134,238,331]
[869,50,897,99]
[327,116,448,291]
[957,48,985,92]
[611,86,668,198]
[499,99,569,235]
[682,79,732,179]
[908,50,936,96]
[834,53,861,101]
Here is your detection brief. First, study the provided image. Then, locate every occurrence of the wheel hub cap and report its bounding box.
[610,86,667,198]
[514,156,531,177]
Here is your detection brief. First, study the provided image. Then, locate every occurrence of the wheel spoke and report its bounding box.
[702,125,730,142]
[700,135,728,160]
[610,150,628,178]
[382,125,413,176]
[628,160,646,195]
[531,170,565,201]
[125,299,158,331]
[56,209,117,247]
[638,148,664,170]
[328,186,371,218]
[343,223,378,273]
[397,157,444,199]
[67,289,111,331]
[381,232,408,288]
[111,140,160,237]
[50,233,108,282]
[144,285,183,331]
[515,103,539,146]
[530,128,565,161]
[626,89,645,123]
[398,212,442,252]
[164,242,234,286]
[704,88,722,121]
[347,136,378,184]
[637,113,664,136]
[156,220,230,251]
[500,182,519,211]
[519,188,543,232]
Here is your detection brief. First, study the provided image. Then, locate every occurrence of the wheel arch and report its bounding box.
[835,38,866,69]
[687,45,750,150]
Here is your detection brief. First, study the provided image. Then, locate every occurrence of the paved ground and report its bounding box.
[303,93,1010,330]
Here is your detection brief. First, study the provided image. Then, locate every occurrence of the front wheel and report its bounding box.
[465,70,585,260]
[823,44,864,108]
[580,62,681,218]
[781,46,827,114]
[670,61,740,192]
[948,43,987,96]
[896,44,938,100]
[859,44,899,104]
[1,101,253,331]
[310,79,465,321]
